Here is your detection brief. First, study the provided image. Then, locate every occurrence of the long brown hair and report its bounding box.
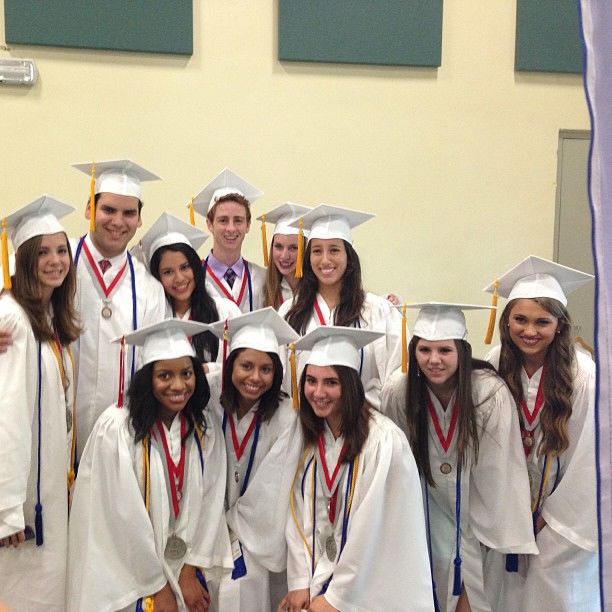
[264,236,285,309]
[11,233,81,344]
[299,364,370,462]
[498,298,574,456]
[404,336,495,486]
[284,239,365,334]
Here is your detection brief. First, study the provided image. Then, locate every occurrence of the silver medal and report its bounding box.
[234,467,240,483]
[101,304,112,319]
[325,536,337,561]
[164,534,187,560]
[439,462,452,475]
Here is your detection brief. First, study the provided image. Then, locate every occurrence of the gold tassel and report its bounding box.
[1,218,11,290]
[484,280,499,344]
[290,342,299,410]
[401,304,408,374]
[143,596,154,611]
[188,197,195,226]
[88,161,96,232]
[295,218,304,278]
[260,214,269,267]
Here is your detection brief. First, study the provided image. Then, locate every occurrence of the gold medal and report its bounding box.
[164,534,187,560]
[325,535,337,561]
[440,462,452,475]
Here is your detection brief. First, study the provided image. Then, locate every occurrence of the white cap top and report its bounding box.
[208,307,299,356]
[193,168,263,215]
[72,159,161,199]
[294,326,383,371]
[257,202,312,236]
[484,255,594,306]
[114,319,212,366]
[5,195,74,250]
[289,204,374,244]
[139,212,208,265]
[408,302,493,341]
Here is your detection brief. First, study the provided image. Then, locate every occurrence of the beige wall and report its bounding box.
[0,1,589,355]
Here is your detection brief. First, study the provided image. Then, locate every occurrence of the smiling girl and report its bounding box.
[484,256,598,611]
[0,196,80,610]
[68,319,230,611]
[279,204,402,410]
[382,303,535,612]
[206,307,301,612]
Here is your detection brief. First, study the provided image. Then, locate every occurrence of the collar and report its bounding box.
[85,233,127,268]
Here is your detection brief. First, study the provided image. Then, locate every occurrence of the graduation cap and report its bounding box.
[483,255,594,343]
[192,168,263,217]
[294,326,383,372]
[408,302,493,342]
[2,195,75,289]
[138,212,209,266]
[256,202,312,267]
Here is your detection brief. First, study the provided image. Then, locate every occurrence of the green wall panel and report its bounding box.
[279,0,443,67]
[4,1,193,55]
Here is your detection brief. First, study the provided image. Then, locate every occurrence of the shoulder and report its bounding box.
[214,296,242,319]
[363,292,396,313]
[363,410,411,461]
[246,260,266,277]
[277,299,292,318]
[269,396,299,429]
[573,349,596,378]
[472,368,506,401]
[0,292,30,332]
[383,367,408,399]
[362,293,401,326]
[130,256,162,287]
[484,344,501,368]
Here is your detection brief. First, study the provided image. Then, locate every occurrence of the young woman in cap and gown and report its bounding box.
[0,196,80,610]
[191,168,267,314]
[382,303,536,612]
[68,319,231,611]
[257,203,312,309]
[279,326,434,612]
[205,307,302,612]
[278,204,402,410]
[69,159,168,459]
[136,212,241,376]
[482,256,599,611]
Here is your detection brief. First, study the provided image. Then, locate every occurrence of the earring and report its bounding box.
[417,367,421,378]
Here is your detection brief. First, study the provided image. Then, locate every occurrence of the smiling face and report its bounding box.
[304,364,343,436]
[86,192,141,258]
[309,238,348,290]
[157,249,195,315]
[36,232,71,301]
[152,356,195,426]
[507,298,559,371]
[271,233,299,278]
[414,338,459,397]
[206,200,250,262]
[231,348,275,413]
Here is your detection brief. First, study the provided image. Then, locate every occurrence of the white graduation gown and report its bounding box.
[382,368,536,612]
[0,292,75,611]
[169,296,242,377]
[278,292,402,410]
[207,372,301,612]
[68,404,232,612]
[286,410,434,611]
[278,277,294,309]
[485,346,599,611]
[204,257,267,314]
[72,235,167,458]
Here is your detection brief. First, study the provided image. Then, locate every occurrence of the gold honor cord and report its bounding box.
[484,280,499,345]
[260,214,269,267]
[1,218,11,289]
[401,304,408,374]
[188,198,195,226]
[88,162,96,232]
[532,453,554,515]
[289,448,359,571]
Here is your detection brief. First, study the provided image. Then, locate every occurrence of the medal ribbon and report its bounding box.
[520,369,545,426]
[428,395,459,453]
[313,297,328,325]
[228,412,258,461]
[155,416,187,518]
[317,433,348,522]
[203,257,248,306]
[80,240,128,298]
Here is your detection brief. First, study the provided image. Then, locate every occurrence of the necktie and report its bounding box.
[99,259,111,274]
[224,267,237,289]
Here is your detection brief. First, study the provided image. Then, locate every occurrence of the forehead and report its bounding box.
[416,338,456,350]
[159,248,189,267]
[39,231,67,247]
[153,356,193,371]
[305,364,339,378]
[235,347,273,365]
[509,298,556,318]
[97,192,140,212]
[211,200,248,220]
[273,233,298,246]
[310,238,345,249]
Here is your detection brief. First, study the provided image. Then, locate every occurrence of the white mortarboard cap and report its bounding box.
[114,319,212,366]
[290,204,374,244]
[294,326,383,372]
[484,255,594,307]
[72,159,161,199]
[208,307,299,356]
[193,168,263,215]
[257,203,312,237]
[408,302,493,341]
[5,195,74,251]
[139,212,209,265]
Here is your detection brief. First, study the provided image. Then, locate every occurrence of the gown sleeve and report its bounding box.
[380,367,410,436]
[469,371,538,553]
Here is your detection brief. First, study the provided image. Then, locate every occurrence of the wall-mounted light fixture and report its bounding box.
[0,58,38,85]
